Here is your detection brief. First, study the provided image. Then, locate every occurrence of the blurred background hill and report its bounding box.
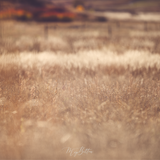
[1,0,160,12]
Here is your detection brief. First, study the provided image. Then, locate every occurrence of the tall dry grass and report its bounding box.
[1,20,160,55]
[0,19,160,159]
[0,65,160,159]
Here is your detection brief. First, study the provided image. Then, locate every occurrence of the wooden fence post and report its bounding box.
[144,21,148,31]
[117,21,120,28]
[108,24,112,37]
[44,25,48,40]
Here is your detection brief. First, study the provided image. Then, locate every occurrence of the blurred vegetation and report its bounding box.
[1,0,45,7]
[1,0,160,12]
[73,0,85,7]
[1,11,160,159]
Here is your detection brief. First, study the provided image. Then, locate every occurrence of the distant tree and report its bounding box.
[73,0,85,7]
[20,0,45,6]
[1,0,45,7]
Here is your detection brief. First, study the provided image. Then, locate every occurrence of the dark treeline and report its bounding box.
[1,0,46,7]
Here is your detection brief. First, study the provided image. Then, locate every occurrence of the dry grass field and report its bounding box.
[1,19,160,159]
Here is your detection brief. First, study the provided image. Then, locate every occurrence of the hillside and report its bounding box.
[51,0,160,12]
[1,0,160,12]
